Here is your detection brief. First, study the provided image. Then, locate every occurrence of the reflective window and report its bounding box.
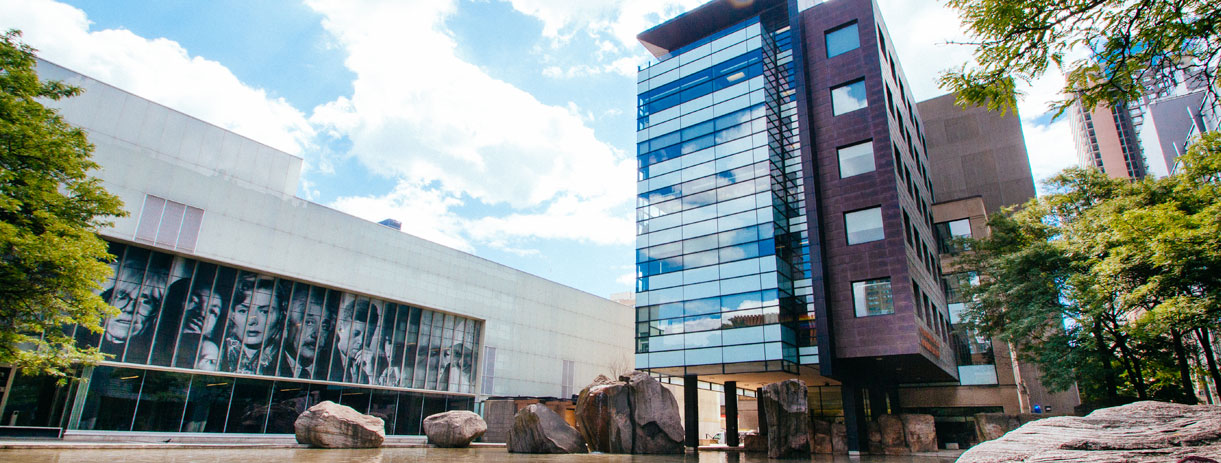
[845,207,884,244]
[225,377,272,433]
[266,381,310,433]
[935,218,973,253]
[825,22,860,58]
[77,366,143,431]
[852,278,894,317]
[131,370,191,432]
[181,374,232,432]
[837,140,875,178]
[831,79,867,116]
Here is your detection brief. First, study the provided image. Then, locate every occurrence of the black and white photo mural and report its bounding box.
[76,241,481,394]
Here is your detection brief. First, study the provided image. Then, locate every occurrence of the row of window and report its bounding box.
[78,241,480,393]
[71,366,471,434]
[638,102,765,170]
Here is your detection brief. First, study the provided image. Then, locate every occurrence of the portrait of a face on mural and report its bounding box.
[80,244,479,391]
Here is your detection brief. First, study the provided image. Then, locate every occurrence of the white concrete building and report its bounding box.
[0,59,633,436]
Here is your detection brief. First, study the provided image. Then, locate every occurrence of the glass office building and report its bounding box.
[634,9,816,377]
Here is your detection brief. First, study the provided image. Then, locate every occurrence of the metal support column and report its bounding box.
[842,383,866,453]
[724,381,739,447]
[684,374,699,449]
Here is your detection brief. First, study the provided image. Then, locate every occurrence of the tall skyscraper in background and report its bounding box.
[1068,99,1147,179]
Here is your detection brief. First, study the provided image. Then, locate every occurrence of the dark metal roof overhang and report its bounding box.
[637,0,787,58]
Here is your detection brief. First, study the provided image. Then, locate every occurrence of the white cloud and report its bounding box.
[615,272,636,287]
[1023,120,1078,189]
[306,0,638,251]
[0,0,315,156]
[330,181,474,253]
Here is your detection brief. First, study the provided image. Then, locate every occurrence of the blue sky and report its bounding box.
[1,0,1079,298]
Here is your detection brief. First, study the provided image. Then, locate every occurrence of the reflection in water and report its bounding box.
[0,448,957,463]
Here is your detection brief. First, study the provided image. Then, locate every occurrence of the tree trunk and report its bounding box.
[1171,328,1198,404]
[1113,333,1148,400]
[1195,328,1221,400]
[1092,320,1119,402]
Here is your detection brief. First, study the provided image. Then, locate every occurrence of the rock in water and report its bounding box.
[574,371,684,454]
[507,404,588,454]
[831,421,848,454]
[624,371,685,454]
[423,410,487,448]
[878,414,907,454]
[576,374,633,453]
[294,400,385,448]
[959,401,1221,462]
[811,418,833,454]
[900,414,937,452]
[761,379,810,458]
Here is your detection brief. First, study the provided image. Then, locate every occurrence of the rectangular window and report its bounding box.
[852,278,893,317]
[845,207,884,244]
[825,22,860,58]
[831,79,867,116]
[935,218,973,253]
[837,140,875,178]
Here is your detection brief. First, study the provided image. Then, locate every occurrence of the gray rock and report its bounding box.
[294,400,385,448]
[761,379,810,458]
[574,371,684,454]
[974,412,1020,442]
[831,421,847,454]
[878,414,908,454]
[507,404,588,454]
[423,410,487,448]
[624,371,685,454]
[575,374,634,453]
[900,414,938,452]
[811,418,833,454]
[959,401,1221,462]
[866,420,883,454]
[742,431,767,453]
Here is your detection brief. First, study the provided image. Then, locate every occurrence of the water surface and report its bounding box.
[0,448,958,463]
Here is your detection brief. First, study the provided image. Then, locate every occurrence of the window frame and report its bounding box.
[851,277,894,317]
[844,206,885,245]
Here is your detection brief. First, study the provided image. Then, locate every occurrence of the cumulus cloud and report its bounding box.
[0,0,315,156]
[306,0,638,251]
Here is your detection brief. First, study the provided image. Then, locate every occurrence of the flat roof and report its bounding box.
[637,0,786,58]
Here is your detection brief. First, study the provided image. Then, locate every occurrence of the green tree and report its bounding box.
[0,30,126,378]
[940,0,1220,115]
[959,133,1221,406]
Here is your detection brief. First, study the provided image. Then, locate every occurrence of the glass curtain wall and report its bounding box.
[23,240,483,434]
[72,366,473,433]
[633,5,810,376]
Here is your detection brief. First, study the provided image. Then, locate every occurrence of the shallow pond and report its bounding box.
[0,447,959,463]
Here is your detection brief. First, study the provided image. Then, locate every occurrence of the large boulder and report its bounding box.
[878,414,907,454]
[574,371,684,454]
[974,412,1020,442]
[294,401,385,448]
[507,404,588,454]
[760,379,810,458]
[811,418,833,454]
[900,414,938,452]
[423,410,487,448]
[959,401,1221,462]
[742,431,767,453]
[831,421,848,454]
